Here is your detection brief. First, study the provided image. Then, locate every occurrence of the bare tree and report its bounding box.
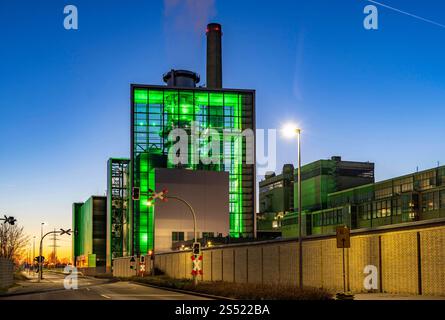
[0,223,28,262]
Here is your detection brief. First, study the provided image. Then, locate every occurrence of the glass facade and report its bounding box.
[131,86,255,254]
[282,166,445,238]
[106,158,130,267]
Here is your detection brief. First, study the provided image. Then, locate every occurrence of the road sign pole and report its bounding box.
[342,239,346,293]
[336,225,352,298]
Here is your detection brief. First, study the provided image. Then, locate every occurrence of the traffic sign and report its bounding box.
[336,225,350,248]
[148,188,169,203]
[191,254,203,276]
[60,228,72,236]
[35,256,45,263]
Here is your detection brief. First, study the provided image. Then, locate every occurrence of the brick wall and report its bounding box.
[0,258,14,289]
[153,223,445,296]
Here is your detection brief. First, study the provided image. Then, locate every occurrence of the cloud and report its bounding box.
[163,0,217,70]
[164,0,216,33]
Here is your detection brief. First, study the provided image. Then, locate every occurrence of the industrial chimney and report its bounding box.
[206,23,222,89]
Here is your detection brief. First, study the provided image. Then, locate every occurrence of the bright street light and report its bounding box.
[281,123,301,138]
[281,123,303,289]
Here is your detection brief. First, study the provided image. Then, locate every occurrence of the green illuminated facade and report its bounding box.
[131,85,255,255]
[72,196,107,267]
[106,158,130,268]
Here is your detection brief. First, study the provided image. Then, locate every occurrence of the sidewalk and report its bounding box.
[354,293,445,300]
[0,271,65,297]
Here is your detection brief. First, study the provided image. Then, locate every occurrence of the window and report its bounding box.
[395,177,414,193]
[202,232,215,238]
[392,198,402,215]
[375,182,392,199]
[416,171,436,191]
[440,190,445,209]
[422,192,439,212]
[439,168,445,186]
[172,232,184,242]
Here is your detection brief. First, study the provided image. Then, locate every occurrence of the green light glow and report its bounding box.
[133,88,251,251]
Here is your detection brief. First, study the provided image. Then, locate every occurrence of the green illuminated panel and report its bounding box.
[132,87,253,252]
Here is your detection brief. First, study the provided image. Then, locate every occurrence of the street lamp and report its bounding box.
[38,228,72,282]
[39,222,47,278]
[146,192,199,285]
[282,123,303,289]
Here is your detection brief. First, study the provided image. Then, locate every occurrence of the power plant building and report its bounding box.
[130,23,256,255]
[72,196,107,268]
[73,23,256,263]
[131,85,255,254]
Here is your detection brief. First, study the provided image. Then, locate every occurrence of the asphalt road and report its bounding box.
[1,272,209,300]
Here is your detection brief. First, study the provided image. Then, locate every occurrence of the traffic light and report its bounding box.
[193,242,201,255]
[130,256,136,269]
[132,187,140,200]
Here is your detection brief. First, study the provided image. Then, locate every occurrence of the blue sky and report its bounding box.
[1,0,445,247]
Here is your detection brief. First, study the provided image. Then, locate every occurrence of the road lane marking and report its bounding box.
[105,294,184,297]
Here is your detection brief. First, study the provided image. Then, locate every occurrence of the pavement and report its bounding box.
[0,271,210,300]
[354,293,445,300]
[3,272,444,300]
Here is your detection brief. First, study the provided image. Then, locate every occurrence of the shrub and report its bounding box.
[132,276,333,300]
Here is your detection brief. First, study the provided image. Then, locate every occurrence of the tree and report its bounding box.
[0,223,28,262]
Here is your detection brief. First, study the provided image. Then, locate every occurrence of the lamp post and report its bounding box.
[167,195,198,286]
[39,223,46,280]
[32,236,36,274]
[282,124,303,289]
[146,192,199,285]
[38,228,71,282]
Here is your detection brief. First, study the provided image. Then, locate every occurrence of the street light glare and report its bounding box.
[281,123,300,138]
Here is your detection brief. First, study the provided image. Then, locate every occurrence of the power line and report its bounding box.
[367,0,445,29]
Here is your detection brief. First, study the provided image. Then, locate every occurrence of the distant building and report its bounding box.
[277,156,376,238]
[257,164,295,239]
[282,163,445,237]
[72,196,107,269]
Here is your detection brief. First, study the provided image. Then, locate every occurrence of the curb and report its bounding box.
[0,277,116,298]
[129,281,235,301]
[0,287,69,298]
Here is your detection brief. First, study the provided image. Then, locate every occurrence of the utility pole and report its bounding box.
[48,228,60,268]
[32,236,36,275]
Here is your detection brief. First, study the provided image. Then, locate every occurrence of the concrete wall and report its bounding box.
[0,258,14,289]
[152,223,445,296]
[154,168,229,253]
[112,256,152,278]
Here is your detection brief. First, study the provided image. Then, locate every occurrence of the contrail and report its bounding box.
[367,0,445,29]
